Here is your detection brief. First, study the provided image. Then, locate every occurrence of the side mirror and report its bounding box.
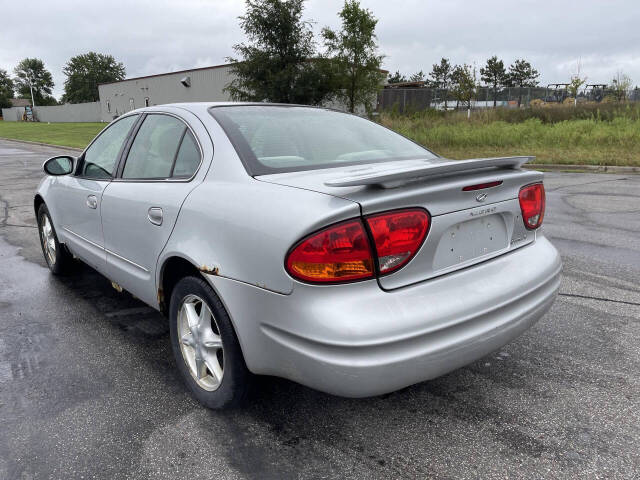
[43,156,74,176]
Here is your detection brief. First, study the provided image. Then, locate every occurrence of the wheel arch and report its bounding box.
[158,254,251,369]
[158,254,228,316]
[34,194,45,217]
[158,255,201,316]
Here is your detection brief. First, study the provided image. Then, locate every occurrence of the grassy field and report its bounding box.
[0,122,105,149]
[1,103,639,166]
[379,103,640,166]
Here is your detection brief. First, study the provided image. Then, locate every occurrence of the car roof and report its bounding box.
[123,102,342,124]
[150,102,325,112]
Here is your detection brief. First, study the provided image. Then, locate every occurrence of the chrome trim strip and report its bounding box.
[62,227,150,273]
[105,248,150,273]
[63,227,103,251]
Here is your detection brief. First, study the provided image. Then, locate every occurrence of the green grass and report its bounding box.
[0,121,105,149]
[379,106,640,166]
[2,105,639,166]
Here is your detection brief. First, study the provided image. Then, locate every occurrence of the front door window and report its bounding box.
[80,115,138,179]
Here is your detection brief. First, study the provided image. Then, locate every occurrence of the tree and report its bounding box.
[428,58,453,109]
[480,55,507,108]
[0,69,14,109]
[409,70,425,82]
[387,71,424,84]
[451,64,476,112]
[322,1,385,113]
[13,58,56,106]
[62,52,125,103]
[566,60,587,106]
[225,0,335,105]
[610,71,632,102]
[507,59,539,107]
[387,70,407,84]
[568,75,587,106]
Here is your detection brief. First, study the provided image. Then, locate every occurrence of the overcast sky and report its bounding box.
[1,0,639,99]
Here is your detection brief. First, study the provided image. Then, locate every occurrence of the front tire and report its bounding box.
[169,276,251,409]
[37,203,73,275]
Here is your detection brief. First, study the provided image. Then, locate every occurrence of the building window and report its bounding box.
[106,100,111,113]
[129,98,135,110]
[144,97,150,107]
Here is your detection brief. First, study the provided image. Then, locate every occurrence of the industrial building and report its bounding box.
[97,63,235,121]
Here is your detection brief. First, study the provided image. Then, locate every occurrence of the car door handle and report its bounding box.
[148,207,163,226]
[86,195,98,209]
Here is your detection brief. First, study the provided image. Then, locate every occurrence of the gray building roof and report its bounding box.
[98,62,235,87]
[10,98,32,107]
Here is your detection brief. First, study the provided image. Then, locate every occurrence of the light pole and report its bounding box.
[28,76,36,107]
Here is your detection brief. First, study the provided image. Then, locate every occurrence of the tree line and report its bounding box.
[388,56,635,108]
[0,53,125,109]
[388,57,539,108]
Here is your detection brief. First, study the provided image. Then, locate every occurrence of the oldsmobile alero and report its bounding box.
[35,103,562,408]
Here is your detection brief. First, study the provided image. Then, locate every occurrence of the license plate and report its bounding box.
[433,214,508,270]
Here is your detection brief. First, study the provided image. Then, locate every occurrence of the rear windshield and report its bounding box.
[209,105,437,175]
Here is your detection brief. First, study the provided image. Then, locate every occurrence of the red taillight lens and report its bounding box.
[286,219,374,283]
[365,209,430,274]
[518,183,545,229]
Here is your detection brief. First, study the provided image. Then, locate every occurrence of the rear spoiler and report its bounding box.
[324,156,534,188]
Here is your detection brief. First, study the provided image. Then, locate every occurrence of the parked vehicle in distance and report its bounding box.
[35,103,561,408]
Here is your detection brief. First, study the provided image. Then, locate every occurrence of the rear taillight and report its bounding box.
[365,209,430,274]
[286,220,374,283]
[462,180,503,191]
[519,183,545,230]
[285,209,430,284]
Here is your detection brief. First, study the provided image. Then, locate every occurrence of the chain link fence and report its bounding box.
[378,86,640,113]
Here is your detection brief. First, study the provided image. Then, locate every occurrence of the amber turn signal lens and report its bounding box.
[286,219,374,283]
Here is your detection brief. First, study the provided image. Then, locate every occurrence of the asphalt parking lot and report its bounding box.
[0,138,638,479]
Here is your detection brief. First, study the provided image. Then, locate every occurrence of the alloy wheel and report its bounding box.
[178,294,224,391]
[40,214,56,266]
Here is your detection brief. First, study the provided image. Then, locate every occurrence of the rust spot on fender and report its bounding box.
[157,287,164,305]
[158,287,167,316]
[199,265,219,275]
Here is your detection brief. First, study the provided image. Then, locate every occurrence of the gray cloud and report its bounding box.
[1,0,638,99]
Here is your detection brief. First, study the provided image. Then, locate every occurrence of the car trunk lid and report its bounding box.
[257,157,543,289]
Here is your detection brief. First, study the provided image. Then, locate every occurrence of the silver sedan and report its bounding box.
[35,103,561,408]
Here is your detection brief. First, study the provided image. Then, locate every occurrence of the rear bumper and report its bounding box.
[207,236,562,397]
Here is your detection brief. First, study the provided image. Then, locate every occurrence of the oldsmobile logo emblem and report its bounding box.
[476,193,487,202]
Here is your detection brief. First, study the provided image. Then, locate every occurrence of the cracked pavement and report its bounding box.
[0,138,638,479]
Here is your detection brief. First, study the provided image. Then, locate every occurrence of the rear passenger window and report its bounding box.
[172,130,200,178]
[123,115,185,179]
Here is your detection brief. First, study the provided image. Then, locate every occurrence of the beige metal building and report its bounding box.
[97,63,235,121]
[98,62,387,121]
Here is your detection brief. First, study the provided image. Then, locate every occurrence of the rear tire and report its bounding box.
[169,275,251,409]
[37,203,74,275]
